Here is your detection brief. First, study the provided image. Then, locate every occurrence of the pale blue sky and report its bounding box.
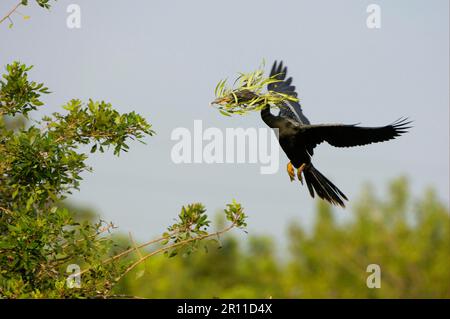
[1,0,448,244]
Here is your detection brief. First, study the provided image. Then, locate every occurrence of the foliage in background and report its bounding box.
[118,178,450,298]
[211,62,298,116]
[0,62,246,298]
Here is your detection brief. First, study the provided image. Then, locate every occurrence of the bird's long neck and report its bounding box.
[260,104,277,128]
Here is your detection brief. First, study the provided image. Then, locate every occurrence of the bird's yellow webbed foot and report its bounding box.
[287,162,295,182]
[297,163,306,184]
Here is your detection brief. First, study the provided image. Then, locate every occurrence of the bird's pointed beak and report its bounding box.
[210,97,223,106]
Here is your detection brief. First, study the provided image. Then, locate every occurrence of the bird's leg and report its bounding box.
[297,163,306,184]
[287,162,295,182]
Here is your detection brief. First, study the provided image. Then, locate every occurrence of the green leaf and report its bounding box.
[219,109,231,117]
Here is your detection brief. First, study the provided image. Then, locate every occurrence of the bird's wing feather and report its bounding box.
[268,61,310,124]
[300,118,412,152]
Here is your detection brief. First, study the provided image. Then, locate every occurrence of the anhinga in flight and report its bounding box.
[260,61,411,207]
[212,61,411,207]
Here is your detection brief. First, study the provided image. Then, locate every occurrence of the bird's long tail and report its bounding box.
[303,164,348,208]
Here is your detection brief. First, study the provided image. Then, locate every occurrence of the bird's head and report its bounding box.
[210,89,259,107]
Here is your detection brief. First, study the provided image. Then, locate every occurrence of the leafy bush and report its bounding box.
[0,62,246,298]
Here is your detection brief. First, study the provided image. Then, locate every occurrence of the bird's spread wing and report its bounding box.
[268,61,310,125]
[300,118,412,153]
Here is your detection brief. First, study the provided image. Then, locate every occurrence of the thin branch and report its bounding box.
[0,2,22,25]
[128,232,143,259]
[101,231,177,265]
[0,206,13,214]
[75,231,177,276]
[114,223,236,283]
[76,221,237,279]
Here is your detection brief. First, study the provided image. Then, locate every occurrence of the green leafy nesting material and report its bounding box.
[211,62,299,116]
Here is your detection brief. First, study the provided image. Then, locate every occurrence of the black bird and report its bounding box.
[260,61,411,207]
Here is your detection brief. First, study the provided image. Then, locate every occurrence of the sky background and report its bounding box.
[1,0,448,246]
